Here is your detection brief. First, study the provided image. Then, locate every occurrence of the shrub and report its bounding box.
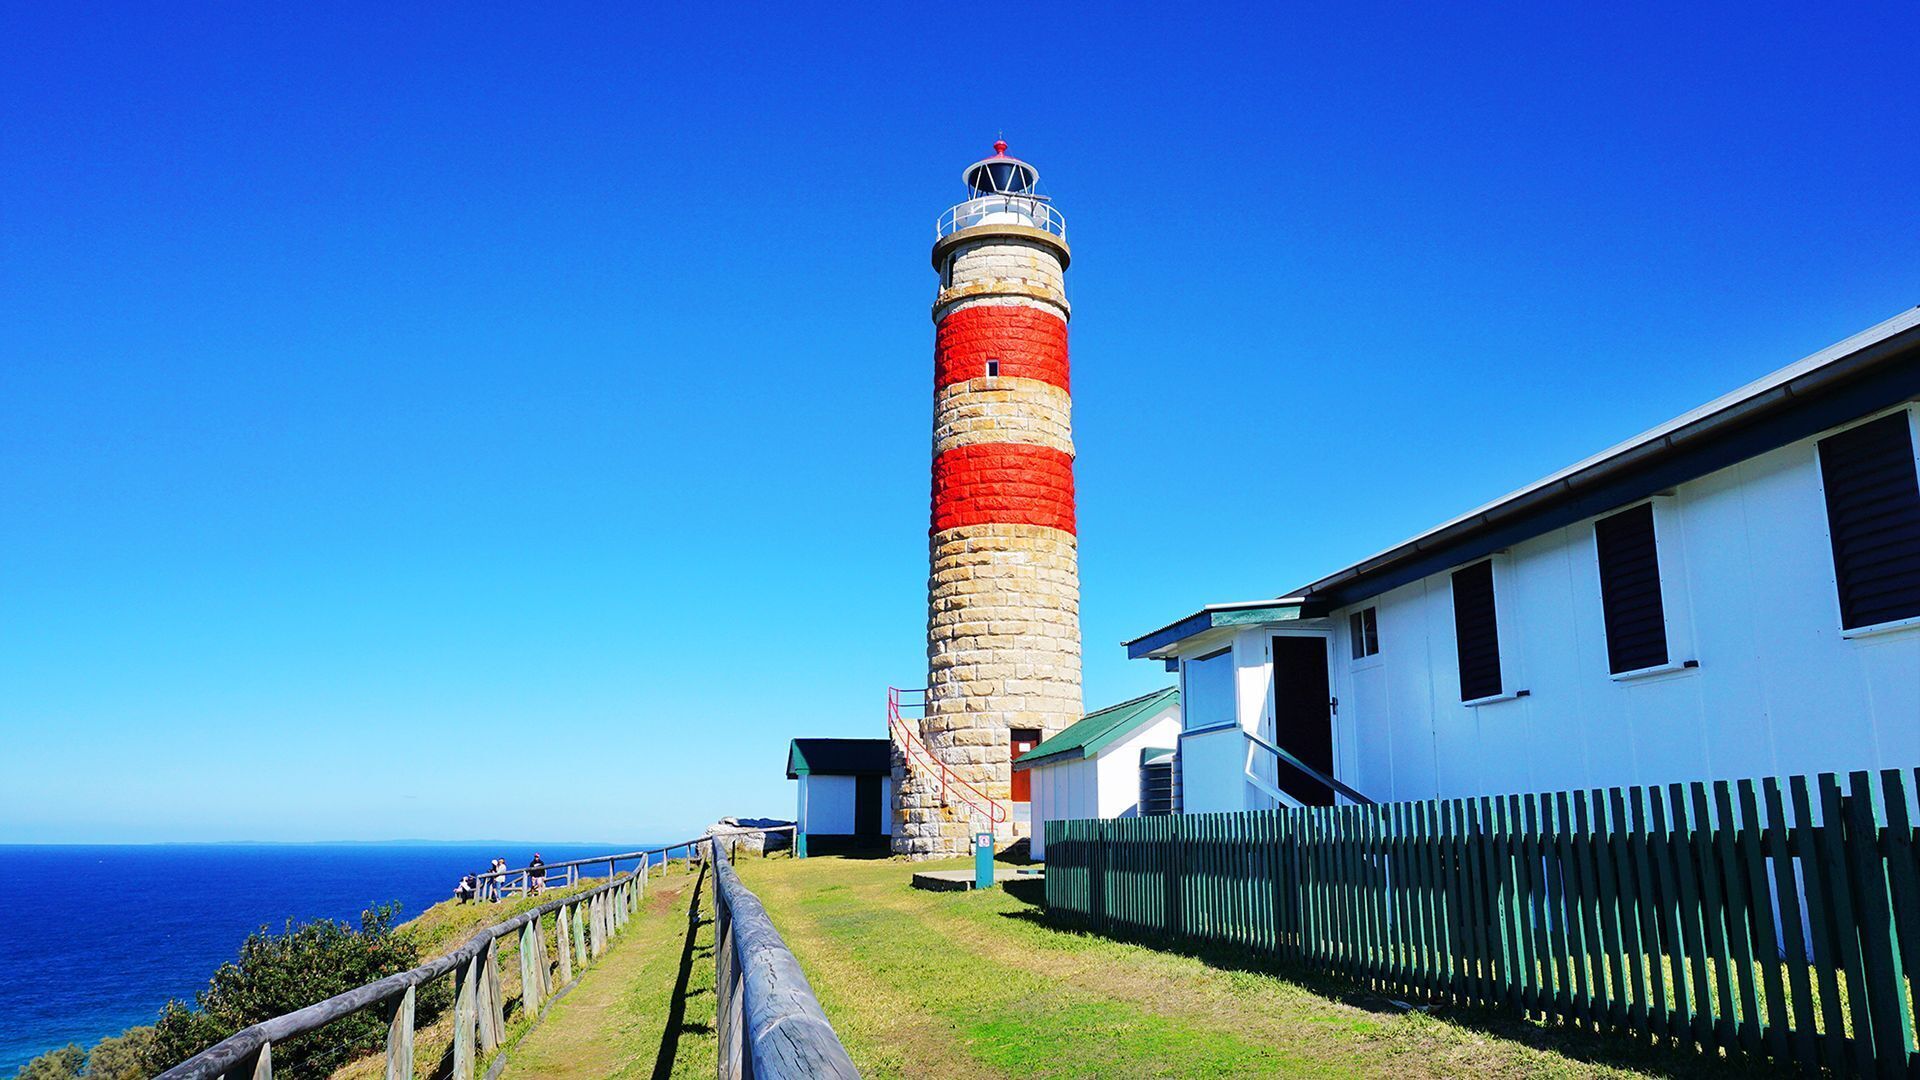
[11,1045,83,1080]
[82,1028,154,1080]
[143,903,439,1079]
[8,1026,156,1080]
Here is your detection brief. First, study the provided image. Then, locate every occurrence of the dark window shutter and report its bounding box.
[1451,561,1503,701]
[1595,503,1670,673]
[1819,413,1920,629]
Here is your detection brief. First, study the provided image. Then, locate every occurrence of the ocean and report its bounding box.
[2,842,668,1073]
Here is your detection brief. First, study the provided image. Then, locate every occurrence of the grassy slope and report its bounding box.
[404,884,597,959]
[329,873,676,1080]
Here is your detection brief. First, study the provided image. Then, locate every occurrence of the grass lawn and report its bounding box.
[732,855,1787,1079]
[494,854,1793,1078]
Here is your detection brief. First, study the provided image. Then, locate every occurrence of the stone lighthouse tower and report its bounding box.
[893,141,1083,857]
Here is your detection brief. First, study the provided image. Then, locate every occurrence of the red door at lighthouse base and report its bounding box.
[1010,729,1041,802]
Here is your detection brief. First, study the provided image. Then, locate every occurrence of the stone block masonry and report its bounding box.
[934,380,1075,456]
[930,443,1076,533]
[934,304,1071,391]
[894,217,1082,859]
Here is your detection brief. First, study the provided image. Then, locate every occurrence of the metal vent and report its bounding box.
[1139,753,1176,816]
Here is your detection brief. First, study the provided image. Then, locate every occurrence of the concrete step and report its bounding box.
[909,867,1040,892]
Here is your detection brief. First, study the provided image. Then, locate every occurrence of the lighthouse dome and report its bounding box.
[936,139,1066,246]
[963,140,1038,196]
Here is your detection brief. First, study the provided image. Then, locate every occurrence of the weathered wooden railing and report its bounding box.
[711,836,859,1078]
[475,828,796,898]
[152,831,760,1080]
[476,839,696,898]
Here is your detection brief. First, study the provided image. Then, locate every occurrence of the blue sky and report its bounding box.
[3,5,1915,842]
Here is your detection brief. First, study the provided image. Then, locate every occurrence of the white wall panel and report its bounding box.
[1862,640,1920,765]
[1028,757,1094,860]
[1179,725,1249,814]
[1096,708,1181,819]
[1350,661,1394,799]
[1319,411,1920,806]
[802,774,858,834]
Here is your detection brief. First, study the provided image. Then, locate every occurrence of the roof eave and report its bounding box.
[1289,307,1920,606]
[1124,599,1327,660]
[1014,687,1180,768]
[1011,749,1080,772]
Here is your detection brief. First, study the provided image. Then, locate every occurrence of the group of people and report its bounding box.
[453,853,548,903]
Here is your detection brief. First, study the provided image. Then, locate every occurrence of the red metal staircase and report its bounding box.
[887,686,1008,826]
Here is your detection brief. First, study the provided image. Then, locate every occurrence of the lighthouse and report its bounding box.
[893,142,1083,857]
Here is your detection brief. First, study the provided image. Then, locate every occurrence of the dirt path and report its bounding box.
[501,868,715,1080]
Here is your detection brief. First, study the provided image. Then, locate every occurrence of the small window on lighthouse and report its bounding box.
[940,254,955,288]
[985,359,1000,378]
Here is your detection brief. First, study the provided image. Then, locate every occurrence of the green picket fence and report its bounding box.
[1045,768,1920,1076]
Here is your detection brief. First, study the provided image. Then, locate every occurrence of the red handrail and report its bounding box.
[888,686,1008,825]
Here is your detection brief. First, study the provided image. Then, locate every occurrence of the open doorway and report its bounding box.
[1010,728,1041,802]
[855,774,881,837]
[1269,636,1335,806]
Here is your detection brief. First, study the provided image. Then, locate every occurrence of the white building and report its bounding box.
[1128,308,1920,812]
[787,739,893,855]
[1016,688,1180,860]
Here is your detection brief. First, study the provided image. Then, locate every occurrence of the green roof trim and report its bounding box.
[1124,598,1330,660]
[1012,687,1180,772]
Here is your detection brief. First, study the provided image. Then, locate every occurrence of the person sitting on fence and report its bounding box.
[455,873,476,903]
[528,852,546,894]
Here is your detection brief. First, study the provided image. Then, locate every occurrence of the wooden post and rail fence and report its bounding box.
[712,834,860,1079]
[1045,766,1920,1076]
[153,825,856,1080]
[472,837,722,900]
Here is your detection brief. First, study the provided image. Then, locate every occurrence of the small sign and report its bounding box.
[974,832,995,890]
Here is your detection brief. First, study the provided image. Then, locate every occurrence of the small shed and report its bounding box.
[787,738,892,855]
[1015,688,1180,860]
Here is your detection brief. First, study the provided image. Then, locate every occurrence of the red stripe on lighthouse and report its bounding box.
[931,442,1076,534]
[934,305,1069,392]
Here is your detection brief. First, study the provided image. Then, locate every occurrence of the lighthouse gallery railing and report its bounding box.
[935,195,1067,243]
